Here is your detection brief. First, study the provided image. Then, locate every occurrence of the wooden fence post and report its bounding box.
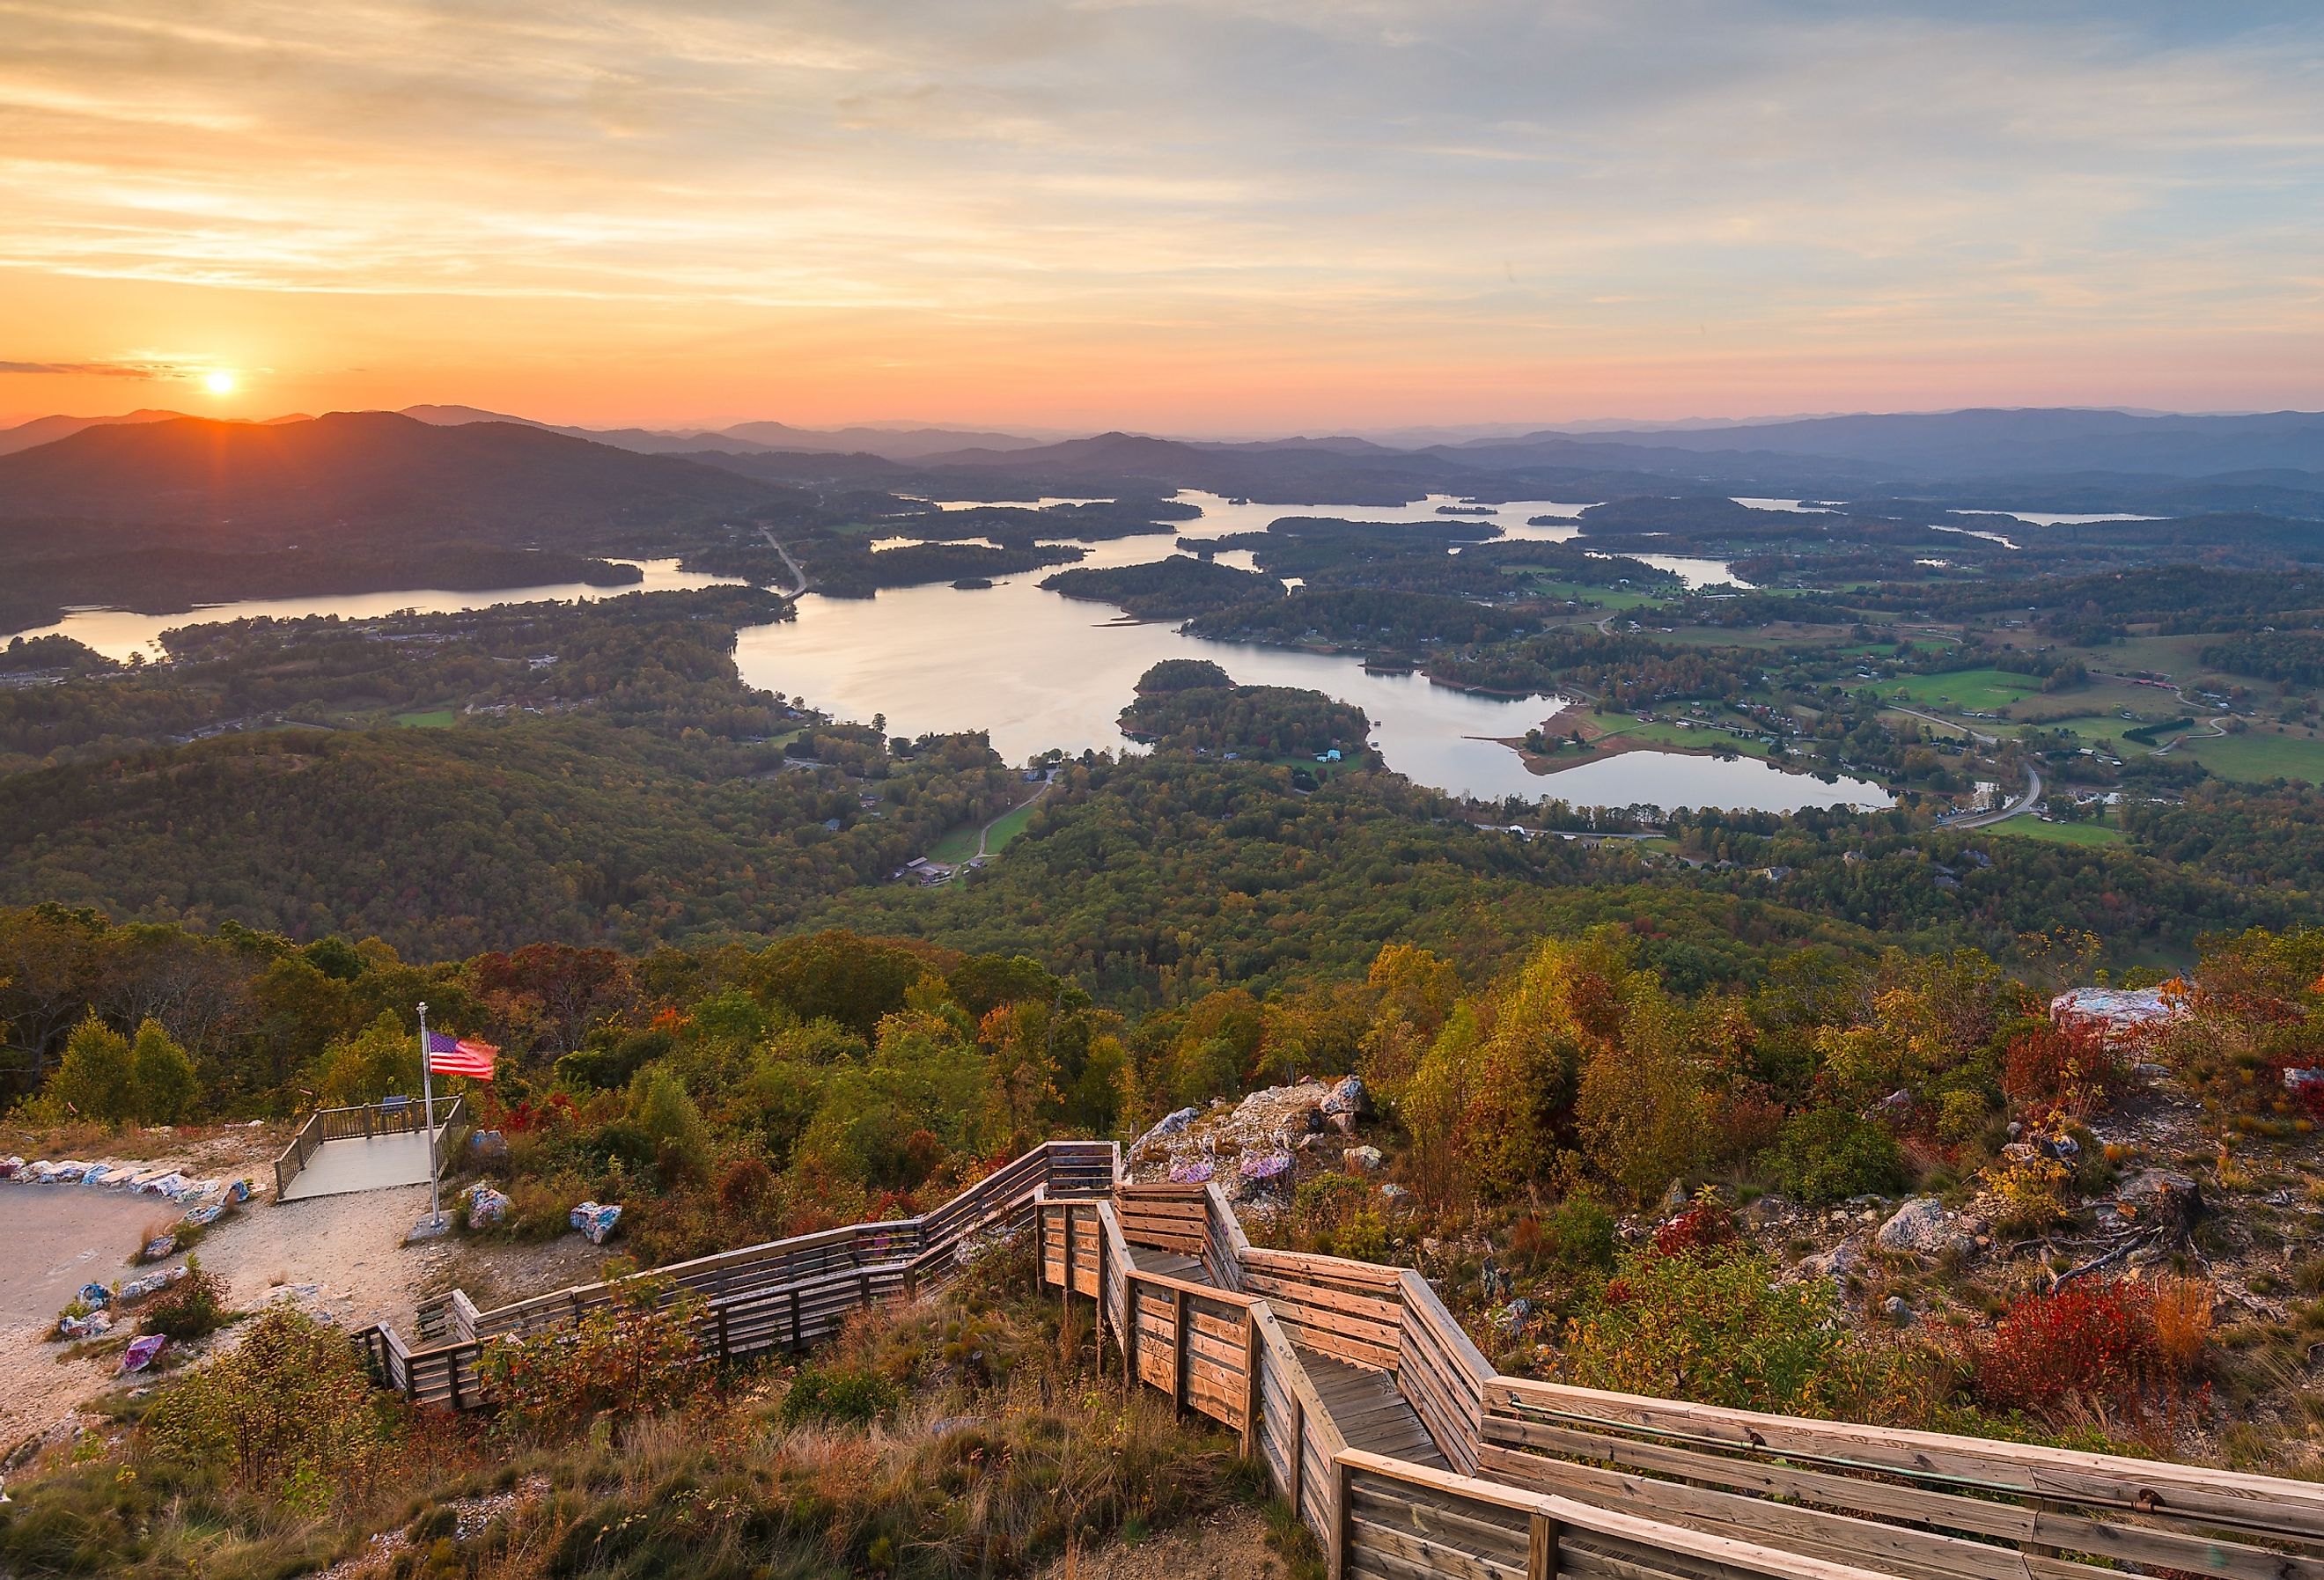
[1291,1393,1305,1514]
[1123,1273,1140,1393]
[1241,1309,1261,1459]
[717,1304,731,1363]
[791,1287,802,1351]
[1172,1286,1189,1414]
[1328,1457,1351,1580]
[1095,1216,1111,1375]
[1061,1204,1074,1318]
[1527,1513,1560,1580]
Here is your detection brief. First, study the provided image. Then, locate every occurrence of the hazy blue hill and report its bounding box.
[0,411,776,547]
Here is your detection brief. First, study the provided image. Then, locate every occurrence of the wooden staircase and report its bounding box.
[1040,1178,2324,1580]
[353,1139,2324,1580]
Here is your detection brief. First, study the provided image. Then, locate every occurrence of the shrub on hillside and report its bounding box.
[1967,1276,2212,1423]
[141,1308,392,1508]
[779,1364,903,1429]
[1563,1246,1842,1414]
[1651,1198,1738,1259]
[1764,1107,1908,1203]
[481,1279,702,1442]
[2001,1020,2124,1123]
[140,1260,232,1342]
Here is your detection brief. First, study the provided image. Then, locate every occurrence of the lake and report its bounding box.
[8,490,1886,812]
[732,491,1877,811]
[14,559,737,662]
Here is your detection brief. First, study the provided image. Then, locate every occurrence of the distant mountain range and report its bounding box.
[395,405,1045,461]
[1438,408,2324,480]
[5,405,2322,529]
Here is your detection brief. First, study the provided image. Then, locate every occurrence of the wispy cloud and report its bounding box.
[0,1,2320,424]
[0,354,219,378]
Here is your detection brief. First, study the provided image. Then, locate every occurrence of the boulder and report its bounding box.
[467,1129,511,1165]
[2112,1169,2203,1230]
[1380,1182,1411,1203]
[1876,1197,1978,1260]
[1132,1106,1201,1157]
[1882,1295,1912,1325]
[1320,1074,1372,1118]
[1343,1145,1385,1174]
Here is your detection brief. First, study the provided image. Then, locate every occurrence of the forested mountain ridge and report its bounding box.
[0,411,776,542]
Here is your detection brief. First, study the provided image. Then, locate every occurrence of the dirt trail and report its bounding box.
[1,1166,608,1446]
[1031,1504,1283,1580]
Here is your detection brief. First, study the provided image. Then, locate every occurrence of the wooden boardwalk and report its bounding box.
[1297,1346,1445,1468]
[1125,1243,1208,1283]
[347,1145,2324,1580]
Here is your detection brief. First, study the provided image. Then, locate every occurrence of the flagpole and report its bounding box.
[417,1001,440,1228]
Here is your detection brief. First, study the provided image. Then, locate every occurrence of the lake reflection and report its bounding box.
[15,560,739,662]
[734,490,1879,810]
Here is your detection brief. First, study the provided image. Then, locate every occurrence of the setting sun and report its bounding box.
[202,371,236,395]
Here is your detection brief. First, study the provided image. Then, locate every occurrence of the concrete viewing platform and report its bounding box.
[277,1128,447,1202]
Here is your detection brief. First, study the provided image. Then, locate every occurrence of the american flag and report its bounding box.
[424,1030,498,1080]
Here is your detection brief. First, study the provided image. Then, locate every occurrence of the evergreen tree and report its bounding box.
[128,1018,200,1124]
[43,1012,135,1124]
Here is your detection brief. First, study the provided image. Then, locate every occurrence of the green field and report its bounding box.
[1880,708,1974,740]
[2176,728,2324,786]
[1989,817,2125,848]
[1592,716,1777,759]
[926,824,981,864]
[982,799,1041,852]
[1881,669,2043,712]
[393,709,457,728]
[1525,578,1664,609]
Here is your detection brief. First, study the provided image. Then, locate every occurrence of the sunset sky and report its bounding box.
[4,1,2320,434]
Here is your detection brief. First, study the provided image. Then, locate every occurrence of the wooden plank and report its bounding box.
[1476,1444,2067,1580]
[1350,1481,1531,1567]
[1350,1513,1520,1580]
[1530,1513,1558,1580]
[1341,1451,1908,1580]
[1483,1416,2324,1580]
[1489,1376,2324,1540]
[1242,1246,1409,1289]
[1284,1322,1401,1372]
[1243,1270,1407,1326]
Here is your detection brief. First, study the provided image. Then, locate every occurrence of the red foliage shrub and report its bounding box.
[717,1155,775,1213]
[1651,1201,1738,1259]
[489,1091,577,1135]
[2002,1020,2123,1123]
[1968,1276,2210,1421]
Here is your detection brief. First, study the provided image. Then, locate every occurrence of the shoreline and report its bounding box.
[1484,702,1847,784]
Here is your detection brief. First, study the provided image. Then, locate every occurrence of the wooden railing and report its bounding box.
[357,1137,2324,1579]
[1335,1449,1900,1580]
[1481,1374,2324,1580]
[1047,1175,2324,1580]
[272,1094,466,1199]
[1047,1193,1350,1539]
[356,1138,1118,1410]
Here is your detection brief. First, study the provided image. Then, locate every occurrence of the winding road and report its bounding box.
[1950,763,2044,828]
[1885,704,1998,747]
[754,525,808,597]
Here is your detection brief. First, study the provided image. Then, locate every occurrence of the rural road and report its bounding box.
[976,783,1049,859]
[1886,704,1998,746]
[754,525,808,596]
[1951,763,2044,828]
[2151,717,2226,756]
